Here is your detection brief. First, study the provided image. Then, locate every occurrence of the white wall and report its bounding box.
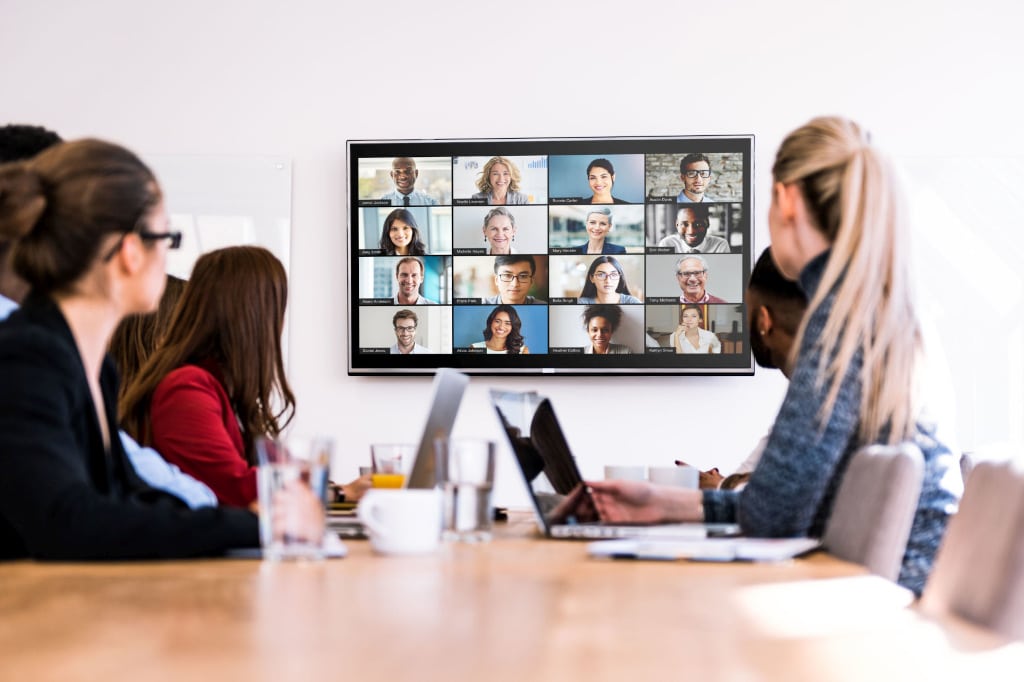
[2,0,1022,506]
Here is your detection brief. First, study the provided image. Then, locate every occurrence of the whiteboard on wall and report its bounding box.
[141,154,292,280]
[140,154,294,364]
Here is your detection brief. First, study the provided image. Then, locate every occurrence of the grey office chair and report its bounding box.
[920,460,1024,640]
[822,443,925,582]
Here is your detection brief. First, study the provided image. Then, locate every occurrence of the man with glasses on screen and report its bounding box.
[482,255,546,305]
[381,157,437,206]
[676,255,725,304]
[677,153,718,203]
[393,257,436,305]
[389,309,430,354]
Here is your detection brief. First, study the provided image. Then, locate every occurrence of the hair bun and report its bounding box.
[0,163,47,242]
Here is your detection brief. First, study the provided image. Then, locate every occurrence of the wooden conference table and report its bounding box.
[1,513,1020,682]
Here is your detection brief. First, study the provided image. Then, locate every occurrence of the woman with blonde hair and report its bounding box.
[472,156,529,205]
[586,117,959,595]
[0,140,309,559]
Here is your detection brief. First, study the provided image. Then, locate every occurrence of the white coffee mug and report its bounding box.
[649,465,699,489]
[604,464,647,481]
[357,489,442,555]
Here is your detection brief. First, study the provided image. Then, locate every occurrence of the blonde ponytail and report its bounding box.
[775,117,921,443]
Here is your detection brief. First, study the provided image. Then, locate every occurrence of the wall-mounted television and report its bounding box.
[348,136,754,375]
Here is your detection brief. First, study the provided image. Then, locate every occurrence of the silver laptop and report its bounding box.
[490,388,740,541]
[329,368,469,537]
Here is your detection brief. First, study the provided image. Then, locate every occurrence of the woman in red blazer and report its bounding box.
[121,246,296,507]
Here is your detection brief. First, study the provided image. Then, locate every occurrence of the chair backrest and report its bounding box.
[920,460,1024,640]
[959,451,974,485]
[823,443,925,581]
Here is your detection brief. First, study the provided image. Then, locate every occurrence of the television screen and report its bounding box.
[348,136,754,375]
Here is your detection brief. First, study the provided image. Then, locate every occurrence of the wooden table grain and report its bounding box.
[1,513,1020,681]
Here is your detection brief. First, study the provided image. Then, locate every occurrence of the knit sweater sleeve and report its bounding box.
[703,263,862,537]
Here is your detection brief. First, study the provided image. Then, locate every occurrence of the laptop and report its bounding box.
[490,388,740,541]
[328,368,469,537]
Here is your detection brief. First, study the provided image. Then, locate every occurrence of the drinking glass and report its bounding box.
[435,438,496,543]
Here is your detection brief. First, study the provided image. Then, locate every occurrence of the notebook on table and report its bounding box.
[490,388,740,541]
[327,368,469,538]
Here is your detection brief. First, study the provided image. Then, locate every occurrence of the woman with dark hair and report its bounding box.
[108,274,186,398]
[471,304,530,354]
[581,158,628,204]
[578,256,641,304]
[379,208,427,256]
[582,305,632,355]
[670,304,722,354]
[121,247,291,507]
[0,139,298,560]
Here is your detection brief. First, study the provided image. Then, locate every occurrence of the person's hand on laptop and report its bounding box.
[549,482,598,524]
[588,480,705,524]
[675,460,723,490]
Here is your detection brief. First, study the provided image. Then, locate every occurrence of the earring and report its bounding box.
[759,329,766,336]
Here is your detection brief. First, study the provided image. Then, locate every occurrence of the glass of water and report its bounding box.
[434,438,496,543]
[256,435,332,560]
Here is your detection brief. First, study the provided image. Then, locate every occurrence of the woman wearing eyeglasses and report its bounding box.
[571,207,626,255]
[577,256,641,304]
[582,305,632,355]
[670,305,721,354]
[0,139,298,560]
[471,304,530,354]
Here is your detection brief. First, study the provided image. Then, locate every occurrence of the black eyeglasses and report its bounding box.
[140,230,183,249]
[682,170,712,179]
[102,230,183,262]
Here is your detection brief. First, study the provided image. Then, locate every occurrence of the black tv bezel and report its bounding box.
[347,135,754,376]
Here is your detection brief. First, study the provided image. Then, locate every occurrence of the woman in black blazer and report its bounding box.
[0,139,321,559]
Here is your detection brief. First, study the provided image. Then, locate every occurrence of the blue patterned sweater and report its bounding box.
[703,251,961,594]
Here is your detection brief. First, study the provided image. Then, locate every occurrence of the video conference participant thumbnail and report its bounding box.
[643,204,732,254]
[645,304,744,354]
[356,306,451,355]
[643,152,745,203]
[451,205,548,255]
[356,206,453,256]
[644,253,743,305]
[548,155,645,205]
[452,304,549,354]
[548,304,643,355]
[452,255,549,305]
[356,156,453,207]
[547,205,645,255]
[547,254,644,305]
[357,255,452,305]
[451,155,548,206]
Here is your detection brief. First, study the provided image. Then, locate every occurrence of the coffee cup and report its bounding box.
[649,465,700,489]
[357,489,441,555]
[604,464,647,481]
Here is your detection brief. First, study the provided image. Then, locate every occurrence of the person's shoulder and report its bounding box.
[577,297,595,304]
[657,235,679,249]
[570,243,586,254]
[481,295,499,304]
[612,197,630,204]
[470,191,488,200]
[707,294,727,303]
[705,235,731,252]
[526,297,546,304]
[605,243,626,254]
[471,341,486,348]
[0,309,77,371]
[509,190,529,204]
[621,294,642,304]
[155,364,225,399]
